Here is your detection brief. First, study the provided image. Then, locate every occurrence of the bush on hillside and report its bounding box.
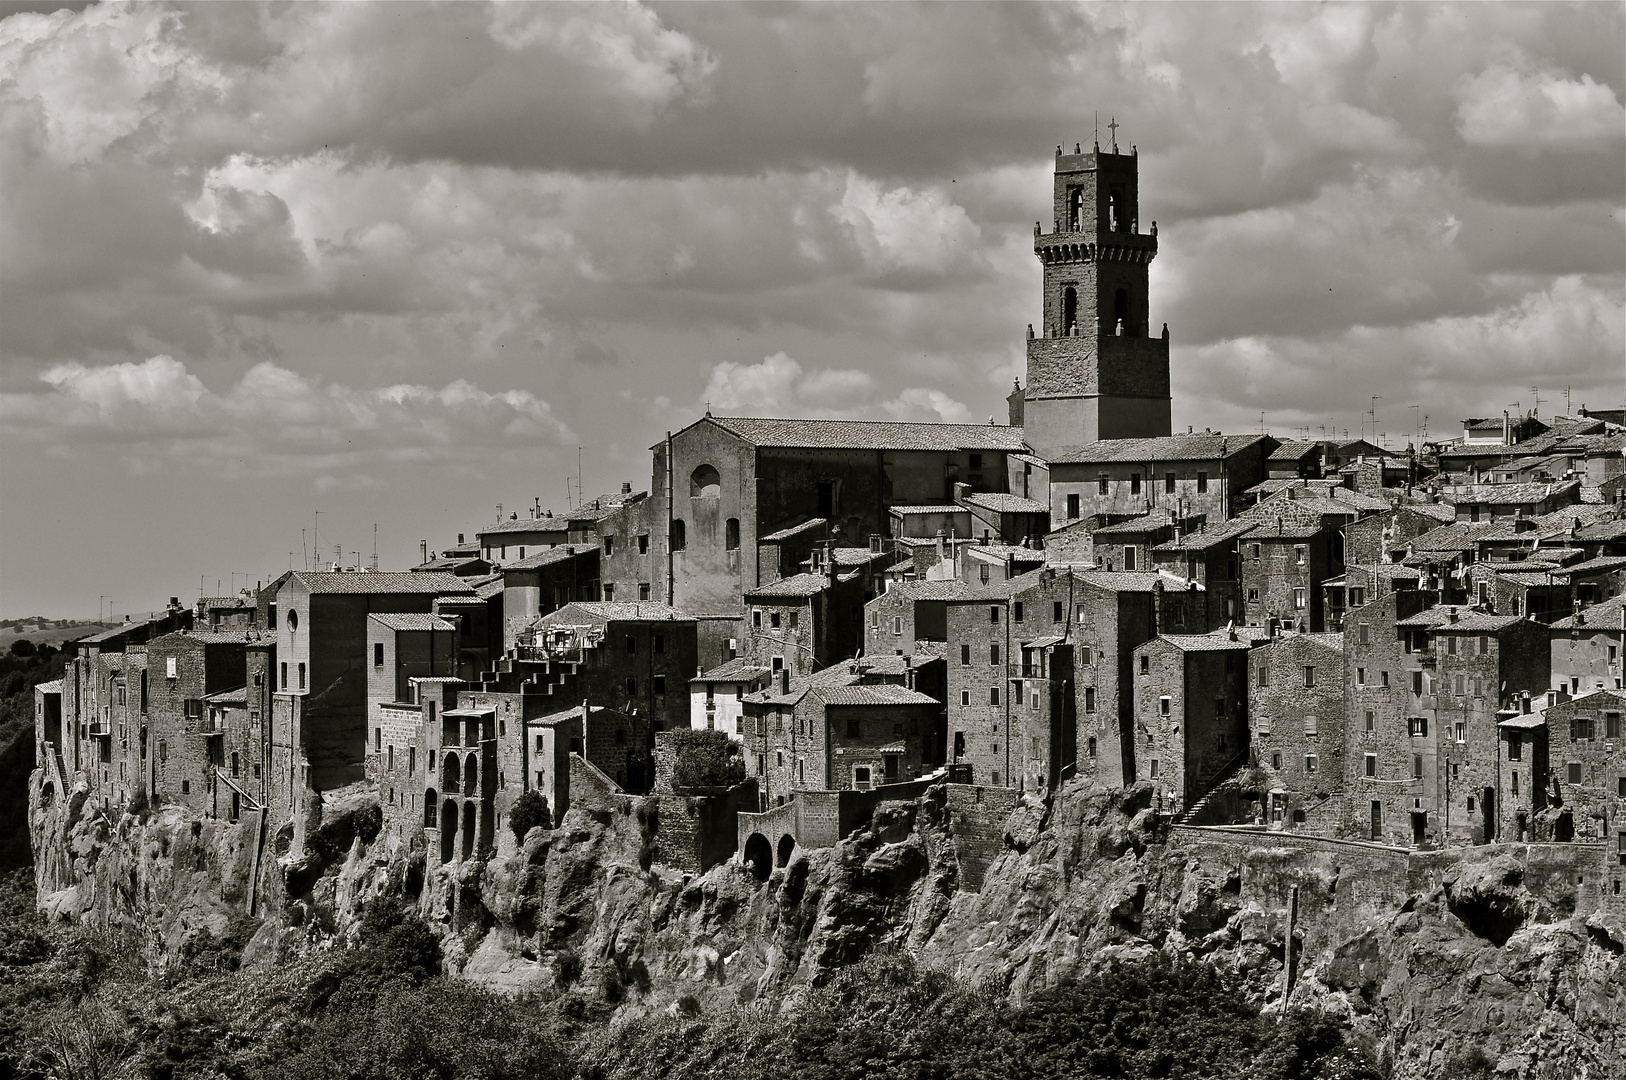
[665,728,745,790]
[509,790,551,842]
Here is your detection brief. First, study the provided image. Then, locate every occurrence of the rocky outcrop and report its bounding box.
[30,767,1626,1079]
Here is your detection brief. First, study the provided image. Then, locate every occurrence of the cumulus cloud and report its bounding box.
[1456,65,1625,151]
[701,352,972,423]
[0,354,572,471]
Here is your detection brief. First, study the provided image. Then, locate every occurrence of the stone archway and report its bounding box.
[463,754,478,798]
[776,834,796,868]
[742,833,771,881]
[439,800,457,864]
[423,787,437,828]
[442,753,460,794]
[461,801,476,860]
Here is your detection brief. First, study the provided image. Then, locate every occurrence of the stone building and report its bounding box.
[499,546,599,651]
[476,513,569,562]
[1046,433,1273,527]
[1549,595,1625,696]
[1248,631,1346,830]
[652,414,1027,618]
[1018,140,1171,454]
[144,629,257,818]
[1149,517,1251,627]
[525,702,647,829]
[1532,691,1625,852]
[1236,504,1341,633]
[1343,503,1455,567]
[741,562,865,678]
[510,601,697,736]
[863,578,974,656]
[1132,631,1251,813]
[688,657,772,739]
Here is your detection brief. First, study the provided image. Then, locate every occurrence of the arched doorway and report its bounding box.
[439,800,457,864]
[461,802,477,860]
[423,788,438,828]
[1113,288,1129,335]
[777,834,796,868]
[1063,287,1078,336]
[463,754,478,798]
[742,833,771,880]
[442,753,459,794]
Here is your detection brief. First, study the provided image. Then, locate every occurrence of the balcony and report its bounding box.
[1033,227,1158,265]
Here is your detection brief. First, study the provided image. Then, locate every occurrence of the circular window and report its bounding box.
[287,609,299,632]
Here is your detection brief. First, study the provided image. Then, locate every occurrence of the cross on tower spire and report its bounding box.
[1107,116,1119,151]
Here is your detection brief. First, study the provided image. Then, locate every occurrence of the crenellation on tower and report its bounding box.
[1022,135,1172,456]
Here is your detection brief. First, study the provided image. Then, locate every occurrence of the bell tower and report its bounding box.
[1021,129,1171,456]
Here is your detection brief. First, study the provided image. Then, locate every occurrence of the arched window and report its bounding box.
[1113,289,1129,336]
[1109,190,1124,232]
[439,801,457,863]
[690,464,720,498]
[423,788,438,828]
[725,518,740,550]
[1068,188,1083,231]
[463,754,478,796]
[1063,287,1078,336]
[442,753,460,794]
[670,519,686,552]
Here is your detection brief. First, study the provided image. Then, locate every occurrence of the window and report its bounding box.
[280,662,287,689]
[1013,602,1024,623]
[1304,715,1318,736]
[990,644,1000,665]
[625,677,637,695]
[1413,754,1424,780]
[752,609,763,629]
[725,518,740,550]
[1454,722,1465,743]
[961,690,970,706]
[1215,697,1226,718]
[1250,543,1261,559]
[1357,667,1366,686]
[1248,588,1260,601]
[960,643,971,666]
[1098,475,1109,496]
[789,611,799,629]
[1139,655,1149,675]
[1258,660,1269,686]
[1123,546,1136,571]
[1447,635,1457,656]
[1165,472,1176,494]
[1293,588,1306,610]
[1574,717,1594,740]
[1067,493,1080,519]
[1196,472,1208,494]
[638,533,649,555]
[1272,752,1282,769]
[158,741,167,763]
[297,663,306,690]
[1158,696,1170,716]
[1364,754,1376,778]
[1480,636,1490,656]
[670,519,686,551]
[1411,671,1423,695]
[625,635,638,654]
[1084,687,1096,713]
[846,717,861,738]
[892,616,903,635]
[1359,623,1370,645]
[1303,665,1315,688]
[182,780,190,794]
[653,676,666,695]
[1408,716,1428,737]
[1295,545,1307,565]
[1130,473,1141,495]
[1053,601,1063,622]
[771,656,783,672]
[990,606,1000,624]
[1607,712,1622,738]
[1568,762,1582,784]
[373,643,385,667]
[1149,759,1159,779]
[1305,754,1318,773]
[1088,737,1097,758]
[1381,670,1389,688]
[601,583,615,601]
[1507,735,1521,761]
[1365,710,1374,732]
[989,687,1000,706]
[1453,675,1465,696]
[1349,587,1366,608]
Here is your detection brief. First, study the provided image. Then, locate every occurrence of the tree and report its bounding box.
[665,728,746,790]
[509,790,551,842]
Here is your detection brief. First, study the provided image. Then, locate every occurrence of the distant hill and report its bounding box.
[0,619,106,650]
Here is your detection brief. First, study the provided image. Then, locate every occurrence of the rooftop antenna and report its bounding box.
[1530,386,1543,418]
[371,523,378,571]
[1564,385,1572,416]
[313,510,322,571]
[1094,112,1099,151]
[1409,404,1420,441]
[301,528,308,571]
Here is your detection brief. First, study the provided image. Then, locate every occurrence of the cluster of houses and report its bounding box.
[34,140,1626,899]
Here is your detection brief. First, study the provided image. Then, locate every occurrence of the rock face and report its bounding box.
[30,770,1626,1079]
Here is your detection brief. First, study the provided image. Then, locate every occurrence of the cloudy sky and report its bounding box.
[1,2,1621,618]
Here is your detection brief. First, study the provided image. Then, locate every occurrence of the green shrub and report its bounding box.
[509,790,551,842]
[665,728,745,790]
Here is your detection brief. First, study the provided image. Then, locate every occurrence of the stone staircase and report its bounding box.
[1175,751,1248,825]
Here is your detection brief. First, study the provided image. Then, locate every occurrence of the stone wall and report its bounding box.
[945,782,1021,890]
[654,779,758,875]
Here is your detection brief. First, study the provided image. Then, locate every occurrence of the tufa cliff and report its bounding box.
[30,768,1626,1079]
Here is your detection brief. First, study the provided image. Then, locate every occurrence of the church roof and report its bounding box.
[689,415,1028,453]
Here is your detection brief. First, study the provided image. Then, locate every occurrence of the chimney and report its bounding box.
[621,481,632,494]
[457,533,465,545]
[828,545,839,587]
[1448,608,1458,624]
[936,529,946,562]
[420,539,428,564]
[581,699,591,748]
[778,669,790,694]
[1503,410,1510,444]
[1521,692,1531,715]
[870,532,883,554]
[905,656,915,690]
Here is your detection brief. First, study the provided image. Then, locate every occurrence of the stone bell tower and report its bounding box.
[1021,128,1171,456]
